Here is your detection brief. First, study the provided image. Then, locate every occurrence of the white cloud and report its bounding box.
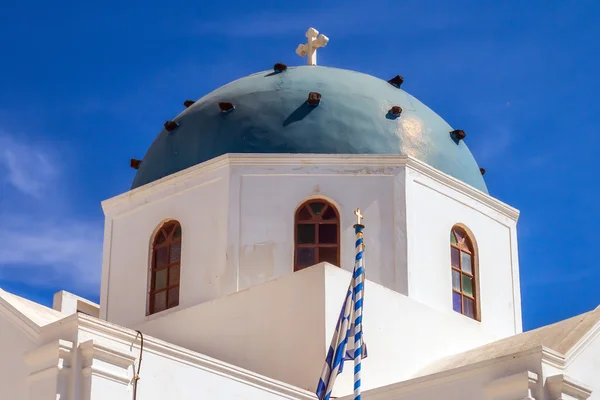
[0,217,103,292]
[0,133,58,198]
[0,132,102,295]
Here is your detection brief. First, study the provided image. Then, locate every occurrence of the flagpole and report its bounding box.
[315,208,367,400]
[353,209,365,400]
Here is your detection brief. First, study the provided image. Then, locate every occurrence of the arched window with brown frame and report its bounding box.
[451,226,479,320]
[148,220,182,315]
[294,199,340,271]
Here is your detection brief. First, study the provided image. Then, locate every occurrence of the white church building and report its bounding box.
[1,29,598,399]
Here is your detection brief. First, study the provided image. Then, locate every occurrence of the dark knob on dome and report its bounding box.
[388,75,404,88]
[218,102,235,113]
[307,92,322,106]
[390,106,403,116]
[274,63,288,73]
[130,159,142,170]
[450,130,466,141]
[164,121,179,132]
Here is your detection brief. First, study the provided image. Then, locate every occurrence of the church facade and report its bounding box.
[1,29,598,399]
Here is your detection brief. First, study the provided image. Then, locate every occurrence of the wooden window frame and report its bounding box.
[294,199,341,272]
[148,221,182,315]
[451,226,479,320]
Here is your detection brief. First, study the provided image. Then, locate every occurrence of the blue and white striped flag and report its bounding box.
[316,212,367,400]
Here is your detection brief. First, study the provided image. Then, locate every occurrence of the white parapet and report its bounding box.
[52,290,100,318]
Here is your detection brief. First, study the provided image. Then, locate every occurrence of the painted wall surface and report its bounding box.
[323,266,508,397]
[73,315,315,400]
[230,163,398,291]
[405,167,522,336]
[53,290,99,317]
[101,166,230,327]
[133,264,327,392]
[338,353,544,400]
[133,264,512,395]
[1,293,598,400]
[128,350,295,400]
[565,333,600,399]
[101,155,520,347]
[0,315,313,400]
[86,376,131,400]
[0,318,34,399]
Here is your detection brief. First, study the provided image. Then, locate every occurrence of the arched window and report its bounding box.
[294,199,340,272]
[148,220,182,315]
[451,226,478,320]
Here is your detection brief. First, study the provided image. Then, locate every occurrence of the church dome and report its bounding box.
[132,66,487,193]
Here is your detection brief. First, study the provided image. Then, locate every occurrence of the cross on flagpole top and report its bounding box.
[354,208,364,225]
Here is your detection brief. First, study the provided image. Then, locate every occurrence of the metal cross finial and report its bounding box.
[296,27,329,66]
[354,208,364,225]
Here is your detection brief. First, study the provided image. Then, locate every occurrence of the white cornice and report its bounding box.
[23,339,73,366]
[80,339,137,369]
[102,154,519,221]
[101,154,231,213]
[340,345,562,400]
[540,345,568,369]
[23,339,73,382]
[486,370,539,386]
[0,293,42,343]
[565,318,600,366]
[546,374,593,399]
[484,371,538,400]
[76,314,316,399]
[80,339,137,385]
[404,157,519,221]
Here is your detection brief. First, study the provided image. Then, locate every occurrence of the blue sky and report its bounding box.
[0,0,598,331]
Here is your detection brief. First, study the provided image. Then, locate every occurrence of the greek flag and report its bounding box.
[316,222,367,400]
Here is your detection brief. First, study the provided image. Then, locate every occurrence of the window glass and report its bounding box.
[294,200,340,271]
[149,221,182,315]
[319,224,337,244]
[297,224,316,244]
[451,227,478,320]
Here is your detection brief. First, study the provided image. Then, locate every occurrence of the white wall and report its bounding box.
[133,263,512,396]
[130,350,296,400]
[565,332,600,399]
[339,353,544,400]
[405,167,521,336]
[323,266,507,397]
[133,263,328,392]
[0,317,35,399]
[101,165,231,327]
[230,162,398,291]
[53,290,100,317]
[75,316,315,400]
[100,155,521,347]
[101,156,402,330]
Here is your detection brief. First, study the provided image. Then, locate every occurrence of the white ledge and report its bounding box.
[484,371,538,400]
[102,153,519,221]
[0,293,43,342]
[81,366,132,385]
[546,374,593,399]
[80,339,137,385]
[339,345,563,400]
[76,314,317,399]
[23,339,73,373]
[80,339,137,369]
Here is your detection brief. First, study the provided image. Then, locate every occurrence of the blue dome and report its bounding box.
[132,66,487,193]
